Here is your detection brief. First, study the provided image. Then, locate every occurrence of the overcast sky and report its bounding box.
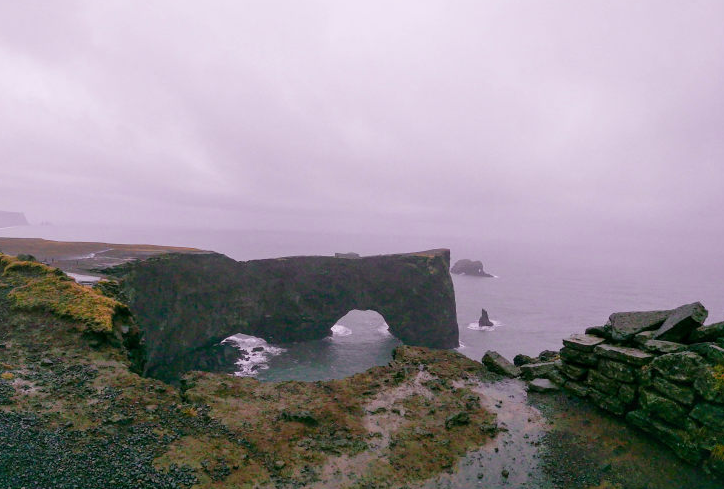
[1,1,723,246]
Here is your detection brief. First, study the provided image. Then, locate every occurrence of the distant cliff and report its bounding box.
[105,249,460,381]
[0,211,28,228]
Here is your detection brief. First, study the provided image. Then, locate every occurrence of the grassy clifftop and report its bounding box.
[0,252,499,488]
[0,253,130,335]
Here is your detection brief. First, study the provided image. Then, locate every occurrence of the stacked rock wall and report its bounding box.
[553,302,724,475]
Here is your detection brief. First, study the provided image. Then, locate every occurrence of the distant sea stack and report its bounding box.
[479,308,493,327]
[0,211,28,228]
[451,259,493,277]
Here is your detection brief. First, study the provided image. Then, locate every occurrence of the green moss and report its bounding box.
[1,253,129,334]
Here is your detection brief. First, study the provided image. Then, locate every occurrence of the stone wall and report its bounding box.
[552,303,724,476]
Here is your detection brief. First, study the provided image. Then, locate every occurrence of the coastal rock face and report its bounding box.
[450,259,492,277]
[106,249,459,381]
[0,211,28,228]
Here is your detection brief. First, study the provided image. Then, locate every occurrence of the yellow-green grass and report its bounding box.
[1,253,128,334]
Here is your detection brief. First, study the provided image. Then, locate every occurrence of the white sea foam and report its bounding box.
[467,319,502,332]
[331,324,353,337]
[223,333,286,377]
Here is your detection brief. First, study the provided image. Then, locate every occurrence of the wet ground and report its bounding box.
[427,379,721,489]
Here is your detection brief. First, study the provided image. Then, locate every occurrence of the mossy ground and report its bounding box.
[0,254,498,488]
[1,253,129,334]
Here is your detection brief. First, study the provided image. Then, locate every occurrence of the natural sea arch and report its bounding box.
[106,250,459,382]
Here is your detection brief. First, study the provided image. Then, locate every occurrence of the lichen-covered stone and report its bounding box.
[560,347,598,367]
[598,358,637,383]
[618,383,637,405]
[528,378,559,393]
[606,309,673,342]
[687,343,724,365]
[594,344,653,367]
[562,334,606,352]
[642,340,686,355]
[633,330,657,346]
[650,375,696,406]
[693,366,724,403]
[588,388,626,416]
[639,389,688,425]
[626,410,703,465]
[584,325,609,338]
[653,302,708,342]
[650,351,707,384]
[586,370,620,395]
[690,403,724,430]
[520,361,558,381]
[564,380,589,398]
[482,351,520,378]
[689,321,724,343]
[559,361,588,380]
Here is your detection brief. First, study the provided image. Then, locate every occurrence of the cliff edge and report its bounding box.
[105,249,459,381]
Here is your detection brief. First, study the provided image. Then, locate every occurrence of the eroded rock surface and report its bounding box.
[105,250,459,381]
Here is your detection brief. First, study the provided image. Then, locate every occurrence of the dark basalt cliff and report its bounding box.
[105,249,459,381]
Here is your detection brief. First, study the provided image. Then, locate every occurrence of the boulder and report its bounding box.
[528,378,559,393]
[641,340,686,355]
[653,302,708,342]
[520,361,558,381]
[693,366,724,403]
[586,370,619,395]
[482,351,520,378]
[633,331,657,346]
[606,309,673,343]
[562,334,606,352]
[450,259,492,277]
[560,347,598,367]
[687,343,724,365]
[598,359,637,383]
[588,388,626,416]
[478,308,493,327]
[564,380,589,398]
[585,325,609,338]
[513,354,535,367]
[650,351,707,384]
[626,410,703,465]
[639,389,688,425]
[689,321,724,343]
[690,402,724,431]
[651,375,696,406]
[618,383,637,405]
[559,362,588,381]
[594,344,653,367]
[537,350,559,362]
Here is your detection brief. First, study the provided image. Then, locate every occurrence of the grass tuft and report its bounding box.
[1,253,129,334]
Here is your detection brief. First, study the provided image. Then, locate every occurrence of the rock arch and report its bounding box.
[108,249,459,381]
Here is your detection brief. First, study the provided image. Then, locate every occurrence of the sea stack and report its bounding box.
[451,259,493,277]
[479,308,493,327]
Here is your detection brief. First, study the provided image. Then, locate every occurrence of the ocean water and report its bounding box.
[3,223,723,381]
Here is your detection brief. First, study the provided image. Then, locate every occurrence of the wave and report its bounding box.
[222,333,286,377]
[466,319,502,332]
[331,324,353,337]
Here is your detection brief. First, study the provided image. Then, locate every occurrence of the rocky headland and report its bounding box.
[0,243,722,488]
[101,249,459,382]
[0,211,28,228]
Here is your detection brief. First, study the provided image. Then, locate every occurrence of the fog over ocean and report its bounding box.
[3,223,723,381]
